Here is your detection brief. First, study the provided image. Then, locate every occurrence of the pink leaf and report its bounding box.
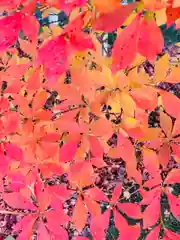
[111,183,122,204]
[37,220,50,240]
[86,187,109,202]
[143,194,161,228]
[117,203,142,219]
[165,169,180,184]
[38,35,68,83]
[59,141,78,163]
[3,192,37,211]
[0,12,22,51]
[90,209,110,240]
[146,224,161,240]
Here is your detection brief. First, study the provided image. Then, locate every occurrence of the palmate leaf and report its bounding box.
[0,0,180,239]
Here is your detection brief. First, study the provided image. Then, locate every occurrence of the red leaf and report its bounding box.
[111,183,122,204]
[85,187,109,202]
[46,223,68,240]
[69,32,95,52]
[3,192,36,211]
[45,210,69,231]
[59,141,78,163]
[4,143,23,162]
[140,187,161,205]
[40,133,60,142]
[59,0,87,14]
[143,194,161,228]
[14,215,38,240]
[167,193,180,219]
[117,223,141,240]
[171,143,180,158]
[117,132,136,163]
[146,224,161,240]
[143,173,162,189]
[117,203,142,219]
[165,168,180,184]
[113,208,128,232]
[89,136,104,158]
[93,3,136,32]
[0,12,22,51]
[38,35,68,83]
[74,237,89,240]
[37,220,50,240]
[166,6,180,27]
[112,14,141,72]
[91,157,107,168]
[90,209,110,240]
[7,172,26,192]
[172,114,180,136]
[21,15,39,41]
[163,229,180,240]
[137,17,164,60]
[48,185,73,202]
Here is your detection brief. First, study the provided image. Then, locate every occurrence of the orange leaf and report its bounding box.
[68,162,96,188]
[143,0,169,11]
[92,0,120,13]
[73,196,87,232]
[173,0,180,7]
[160,91,180,118]
[158,143,171,167]
[84,195,101,217]
[172,114,180,136]
[142,148,160,177]
[160,110,173,138]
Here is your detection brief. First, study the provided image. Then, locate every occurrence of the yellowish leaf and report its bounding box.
[155,8,167,26]
[154,54,170,83]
